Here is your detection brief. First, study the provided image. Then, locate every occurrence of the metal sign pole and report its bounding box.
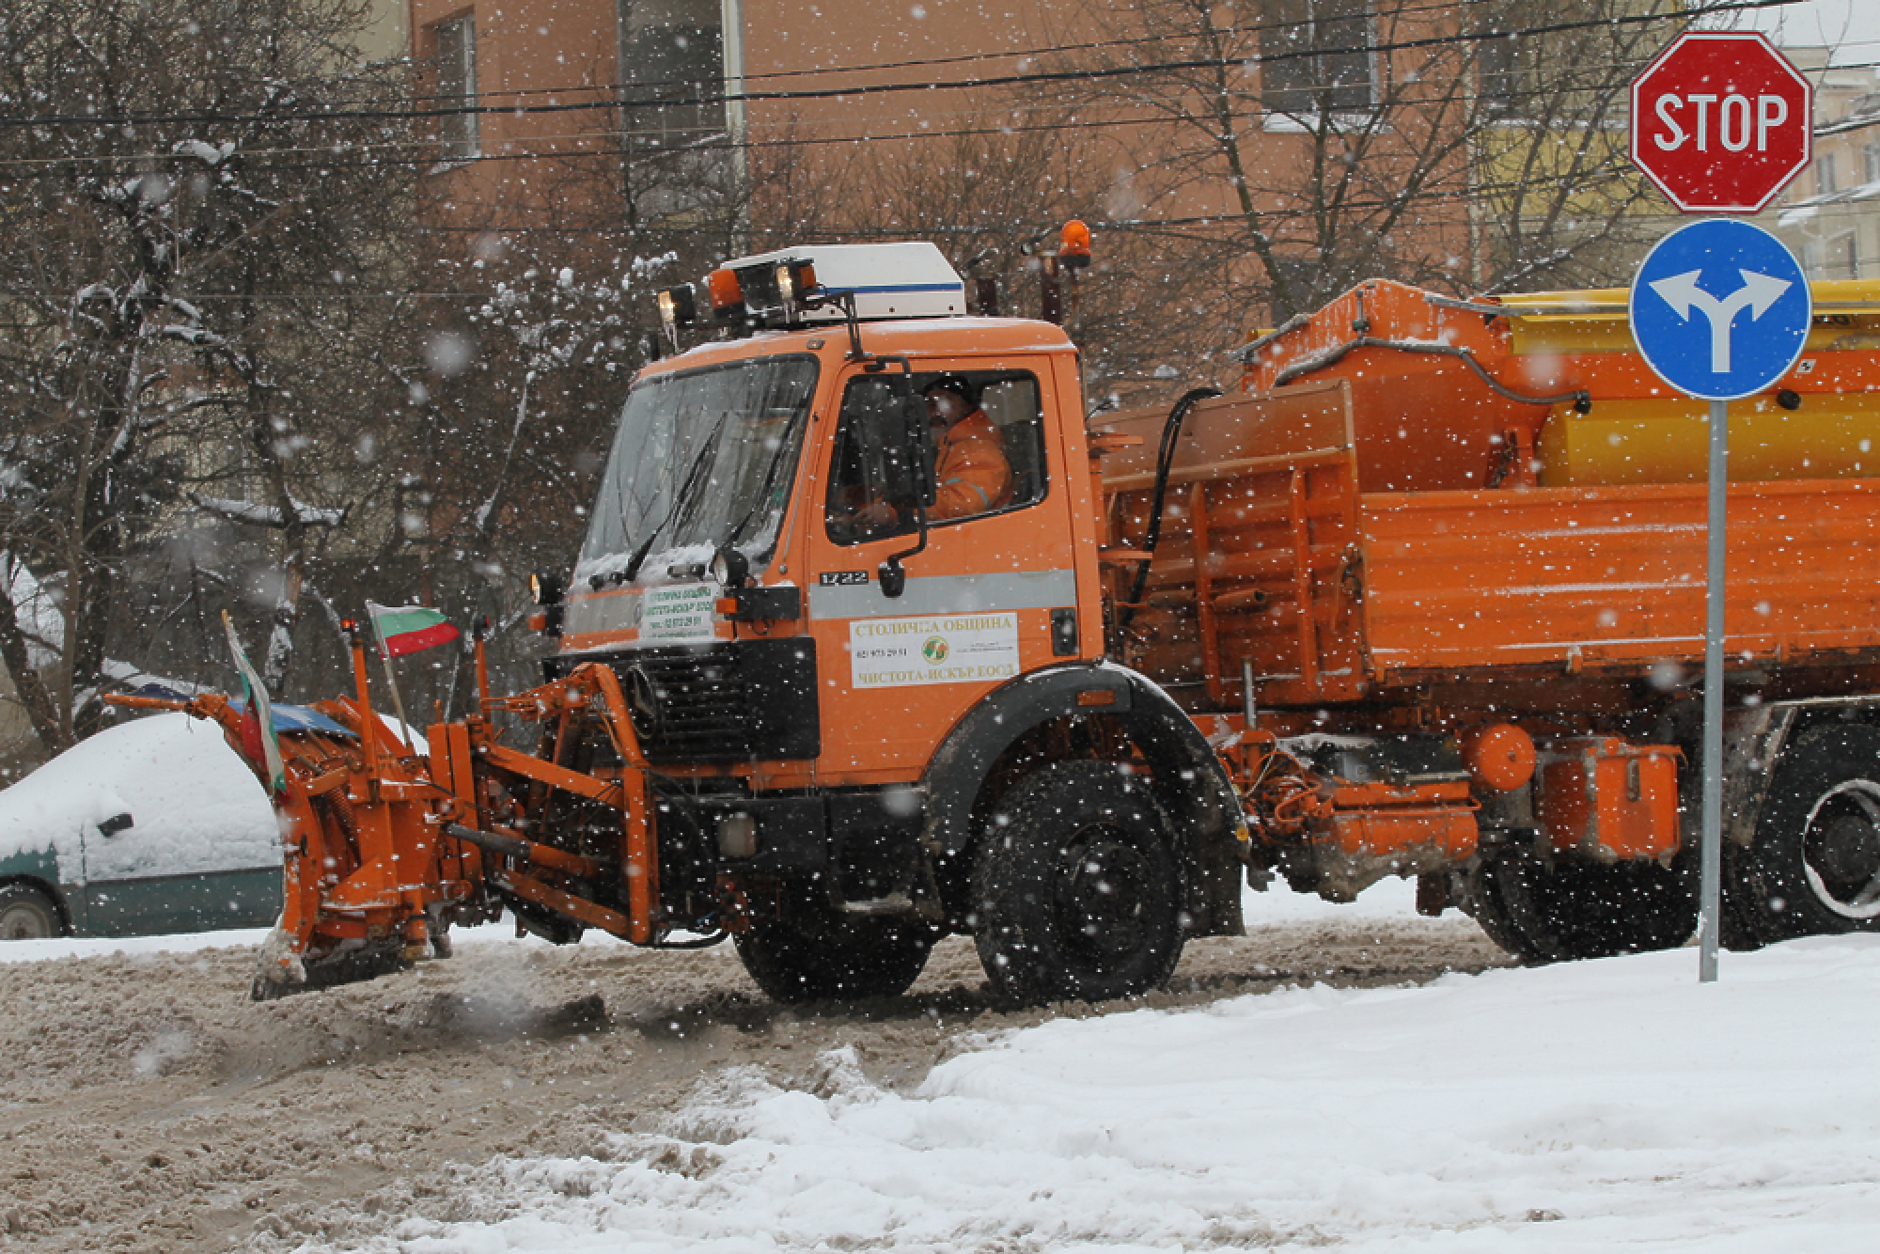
[1699,397,1727,983]
[1627,218,1810,986]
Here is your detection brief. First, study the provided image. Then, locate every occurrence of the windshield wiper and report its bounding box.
[623,414,727,583]
[718,411,804,553]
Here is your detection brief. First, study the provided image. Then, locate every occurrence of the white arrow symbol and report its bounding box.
[1648,268,1793,373]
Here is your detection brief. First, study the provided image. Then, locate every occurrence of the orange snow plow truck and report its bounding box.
[126,239,1880,1002]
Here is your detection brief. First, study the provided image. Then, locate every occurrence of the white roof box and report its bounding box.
[725,241,965,324]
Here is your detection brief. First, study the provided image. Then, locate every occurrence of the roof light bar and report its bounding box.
[656,244,966,340]
[707,268,745,323]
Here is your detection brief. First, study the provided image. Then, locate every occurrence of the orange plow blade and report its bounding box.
[110,655,671,1000]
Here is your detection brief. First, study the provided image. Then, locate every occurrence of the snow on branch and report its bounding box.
[191,494,346,529]
[173,139,237,167]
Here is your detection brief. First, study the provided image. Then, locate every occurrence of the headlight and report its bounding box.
[710,547,750,588]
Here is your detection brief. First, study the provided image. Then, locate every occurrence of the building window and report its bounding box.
[1262,0,1375,118]
[435,14,479,161]
[1818,152,1837,195]
[1477,32,1515,117]
[618,0,726,149]
[1864,142,1880,186]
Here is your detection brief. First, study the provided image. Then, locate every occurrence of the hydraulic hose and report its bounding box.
[1270,335,1590,411]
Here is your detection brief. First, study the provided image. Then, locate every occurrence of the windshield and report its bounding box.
[576,355,818,585]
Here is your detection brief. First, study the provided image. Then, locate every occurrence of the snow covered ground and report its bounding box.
[361,933,1875,1254]
[8,883,1874,1252]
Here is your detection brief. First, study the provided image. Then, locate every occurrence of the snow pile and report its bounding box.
[375,937,1880,1253]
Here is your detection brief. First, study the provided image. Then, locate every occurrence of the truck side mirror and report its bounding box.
[875,374,933,512]
[879,373,932,597]
[901,387,936,508]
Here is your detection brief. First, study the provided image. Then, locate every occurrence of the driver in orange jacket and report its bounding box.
[845,375,1012,533]
[922,375,1013,520]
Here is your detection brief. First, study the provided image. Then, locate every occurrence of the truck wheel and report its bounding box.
[1737,724,1880,941]
[1469,851,1695,963]
[971,761,1184,1006]
[734,894,936,1003]
[1720,842,1776,950]
[0,884,60,939]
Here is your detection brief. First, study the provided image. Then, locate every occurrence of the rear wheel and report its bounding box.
[971,761,1184,1005]
[1734,724,1880,942]
[0,884,59,940]
[734,891,936,1003]
[1469,849,1696,963]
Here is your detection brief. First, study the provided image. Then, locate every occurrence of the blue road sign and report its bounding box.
[1629,219,1812,402]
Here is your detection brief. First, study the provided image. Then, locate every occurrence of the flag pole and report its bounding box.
[221,610,287,796]
[366,605,413,750]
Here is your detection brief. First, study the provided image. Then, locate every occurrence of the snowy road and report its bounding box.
[4,886,1872,1251]
[0,881,1503,1251]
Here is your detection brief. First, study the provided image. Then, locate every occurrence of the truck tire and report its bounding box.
[1734,723,1880,942]
[971,761,1184,1005]
[1469,850,1696,963]
[734,894,936,1003]
[1720,842,1776,950]
[0,884,60,940]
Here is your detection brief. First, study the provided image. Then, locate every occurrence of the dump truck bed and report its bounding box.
[1360,475,1880,683]
[1098,283,1880,711]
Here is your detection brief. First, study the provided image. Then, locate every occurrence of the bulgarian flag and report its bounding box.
[222,611,286,796]
[367,601,460,658]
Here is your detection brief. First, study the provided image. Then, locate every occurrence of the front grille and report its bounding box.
[550,638,819,763]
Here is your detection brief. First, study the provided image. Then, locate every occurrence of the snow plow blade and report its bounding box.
[109,631,667,1000]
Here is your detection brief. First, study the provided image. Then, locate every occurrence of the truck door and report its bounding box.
[801,361,1079,781]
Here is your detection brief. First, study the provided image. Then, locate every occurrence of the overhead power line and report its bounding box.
[0,67,1655,179]
[349,0,1719,114]
[0,0,1782,134]
[0,27,1686,180]
[0,0,1627,122]
[0,94,1660,186]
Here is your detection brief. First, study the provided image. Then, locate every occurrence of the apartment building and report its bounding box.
[1767,47,1880,281]
[401,3,1484,262]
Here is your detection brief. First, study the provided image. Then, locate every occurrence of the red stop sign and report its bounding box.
[1630,32,1813,214]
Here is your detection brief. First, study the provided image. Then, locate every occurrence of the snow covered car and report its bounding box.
[0,712,282,939]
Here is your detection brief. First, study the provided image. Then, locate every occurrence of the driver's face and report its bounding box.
[926,390,967,425]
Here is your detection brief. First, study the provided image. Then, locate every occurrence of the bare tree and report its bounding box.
[1030,0,1683,327]
[0,0,421,756]
[743,109,1236,405]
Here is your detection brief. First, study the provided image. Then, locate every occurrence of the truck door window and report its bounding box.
[825,370,1047,545]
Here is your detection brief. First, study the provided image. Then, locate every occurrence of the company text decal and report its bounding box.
[850,613,1020,689]
[640,584,717,642]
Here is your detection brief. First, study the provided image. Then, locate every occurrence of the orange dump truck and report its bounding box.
[129,243,1880,1001]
